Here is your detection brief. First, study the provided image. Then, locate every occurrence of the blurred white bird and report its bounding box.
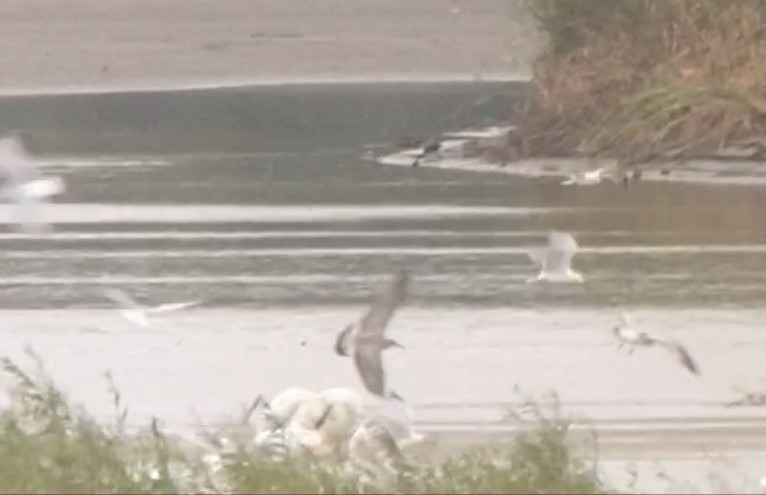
[365,391,425,449]
[253,387,366,461]
[526,231,584,283]
[348,392,424,482]
[103,287,201,329]
[0,133,65,235]
[612,314,699,375]
[561,167,608,186]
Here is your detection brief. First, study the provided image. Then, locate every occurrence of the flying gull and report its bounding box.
[0,133,65,235]
[103,287,201,329]
[612,314,699,375]
[526,231,584,284]
[334,270,408,397]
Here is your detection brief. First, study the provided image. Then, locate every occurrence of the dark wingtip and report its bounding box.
[334,324,353,356]
[388,390,404,401]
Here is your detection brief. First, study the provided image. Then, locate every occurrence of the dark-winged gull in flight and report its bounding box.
[334,270,409,397]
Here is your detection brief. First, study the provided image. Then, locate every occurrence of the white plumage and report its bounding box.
[0,133,65,235]
[103,287,201,329]
[612,314,700,375]
[526,231,584,284]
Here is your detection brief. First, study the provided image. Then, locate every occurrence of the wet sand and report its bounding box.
[0,0,532,93]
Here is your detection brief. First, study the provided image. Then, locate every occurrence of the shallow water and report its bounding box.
[0,82,765,491]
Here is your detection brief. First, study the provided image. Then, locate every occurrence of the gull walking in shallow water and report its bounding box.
[526,231,584,284]
[334,270,409,397]
[0,133,65,235]
[612,314,699,375]
[103,288,201,329]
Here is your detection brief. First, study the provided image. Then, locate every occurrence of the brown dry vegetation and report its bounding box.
[517,0,766,165]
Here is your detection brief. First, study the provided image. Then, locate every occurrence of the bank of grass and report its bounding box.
[518,0,766,165]
[0,349,612,494]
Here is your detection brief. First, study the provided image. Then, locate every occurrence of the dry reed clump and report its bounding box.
[518,0,766,165]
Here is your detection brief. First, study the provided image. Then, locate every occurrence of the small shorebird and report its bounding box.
[334,270,408,397]
[612,314,699,375]
[103,287,201,329]
[561,167,609,186]
[526,231,584,284]
[0,133,65,235]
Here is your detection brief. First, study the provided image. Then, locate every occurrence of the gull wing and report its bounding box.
[527,249,546,266]
[334,324,355,356]
[659,340,699,375]
[148,300,201,314]
[543,231,578,273]
[353,344,385,396]
[356,270,410,344]
[0,134,40,185]
[549,231,579,251]
[103,288,142,310]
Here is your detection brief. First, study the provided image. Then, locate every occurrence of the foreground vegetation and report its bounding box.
[517,0,766,165]
[0,349,611,494]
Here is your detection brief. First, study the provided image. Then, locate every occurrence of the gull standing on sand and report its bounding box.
[0,133,65,235]
[334,270,409,397]
[612,314,699,375]
[526,231,584,283]
[103,287,201,329]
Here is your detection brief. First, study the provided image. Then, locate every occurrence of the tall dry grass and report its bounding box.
[519,0,766,164]
[0,349,612,494]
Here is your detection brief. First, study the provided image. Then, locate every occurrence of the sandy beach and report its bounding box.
[0,0,532,93]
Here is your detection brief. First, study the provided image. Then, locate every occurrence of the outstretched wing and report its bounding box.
[549,231,579,251]
[357,270,410,343]
[527,249,546,266]
[0,134,40,185]
[353,345,385,396]
[148,300,201,314]
[334,324,355,356]
[659,340,699,375]
[103,288,142,310]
